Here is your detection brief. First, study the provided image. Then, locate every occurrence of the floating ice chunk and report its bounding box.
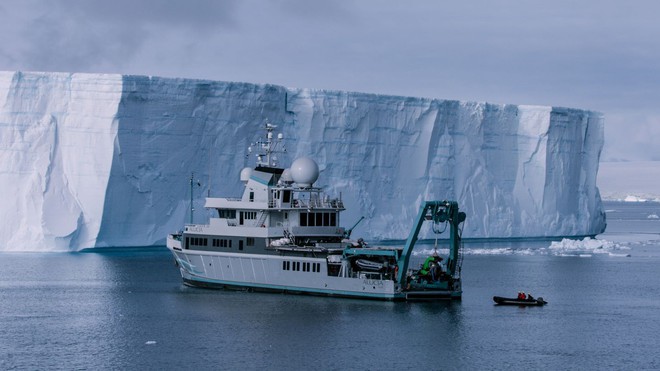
[624,195,647,202]
[548,237,629,257]
[145,341,157,345]
[648,214,659,219]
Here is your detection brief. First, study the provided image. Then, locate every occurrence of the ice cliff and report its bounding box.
[0,71,606,251]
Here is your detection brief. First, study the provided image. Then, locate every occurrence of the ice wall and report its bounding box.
[0,71,605,251]
[0,72,122,251]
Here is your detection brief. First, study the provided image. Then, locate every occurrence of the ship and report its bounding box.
[166,123,466,300]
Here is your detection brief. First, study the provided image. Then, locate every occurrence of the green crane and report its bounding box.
[395,201,466,290]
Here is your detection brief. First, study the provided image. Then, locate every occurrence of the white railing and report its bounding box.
[291,198,344,209]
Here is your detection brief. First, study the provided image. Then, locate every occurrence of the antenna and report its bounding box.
[249,119,286,167]
[189,172,201,224]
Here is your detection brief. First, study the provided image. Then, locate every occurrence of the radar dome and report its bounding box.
[240,167,253,183]
[290,157,319,187]
[281,168,294,183]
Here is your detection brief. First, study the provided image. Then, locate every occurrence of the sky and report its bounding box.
[0,0,659,162]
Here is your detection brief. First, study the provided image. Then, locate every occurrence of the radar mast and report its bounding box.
[248,120,286,167]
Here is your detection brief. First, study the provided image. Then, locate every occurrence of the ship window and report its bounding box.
[240,211,257,225]
[229,240,232,248]
[283,190,291,203]
[300,212,307,226]
[282,261,287,270]
[331,213,336,226]
[323,213,329,226]
[246,237,255,246]
[294,261,300,271]
[286,261,290,270]
[185,237,189,249]
[316,263,321,272]
[249,192,254,202]
[316,213,322,226]
[218,209,236,219]
[239,240,244,250]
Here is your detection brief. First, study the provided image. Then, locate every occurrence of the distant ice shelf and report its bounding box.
[598,161,660,202]
[0,71,606,251]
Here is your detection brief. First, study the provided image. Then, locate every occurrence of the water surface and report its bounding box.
[1,202,659,369]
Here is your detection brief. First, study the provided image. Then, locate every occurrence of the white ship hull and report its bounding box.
[168,237,405,300]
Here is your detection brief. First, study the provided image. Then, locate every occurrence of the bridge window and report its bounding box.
[298,212,337,227]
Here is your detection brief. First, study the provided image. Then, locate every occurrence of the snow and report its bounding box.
[0,71,606,251]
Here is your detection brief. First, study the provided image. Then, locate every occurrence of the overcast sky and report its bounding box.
[1,0,658,161]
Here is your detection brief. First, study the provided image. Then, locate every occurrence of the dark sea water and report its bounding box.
[1,202,659,370]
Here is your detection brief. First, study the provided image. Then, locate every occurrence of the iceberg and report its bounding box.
[0,71,606,251]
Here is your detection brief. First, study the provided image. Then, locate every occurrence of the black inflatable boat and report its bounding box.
[493,296,547,306]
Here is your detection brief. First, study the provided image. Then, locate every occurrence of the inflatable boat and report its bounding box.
[493,296,547,306]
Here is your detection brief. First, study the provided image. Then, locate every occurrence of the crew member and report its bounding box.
[420,252,443,282]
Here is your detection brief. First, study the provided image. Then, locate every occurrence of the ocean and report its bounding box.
[1,201,659,370]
